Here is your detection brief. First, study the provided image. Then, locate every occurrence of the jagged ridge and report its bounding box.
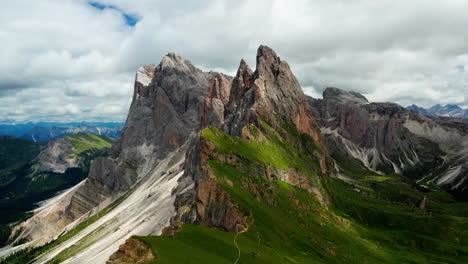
[2,46,467,264]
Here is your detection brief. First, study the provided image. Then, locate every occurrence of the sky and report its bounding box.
[0,0,467,123]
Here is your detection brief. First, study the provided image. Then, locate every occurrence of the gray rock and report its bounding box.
[32,137,81,174]
[308,87,468,195]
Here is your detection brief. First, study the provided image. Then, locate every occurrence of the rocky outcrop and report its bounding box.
[7,50,242,256]
[106,237,155,264]
[63,178,115,221]
[322,87,369,105]
[221,46,329,173]
[195,178,247,232]
[31,137,81,174]
[308,87,468,196]
[174,46,331,232]
[87,158,137,192]
[201,72,232,128]
[160,220,184,237]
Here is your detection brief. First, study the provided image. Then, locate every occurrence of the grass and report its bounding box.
[0,137,43,246]
[138,124,468,264]
[0,133,113,248]
[0,136,42,187]
[332,153,380,179]
[201,126,308,171]
[65,132,113,157]
[4,124,466,263]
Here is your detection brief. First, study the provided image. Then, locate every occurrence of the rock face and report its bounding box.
[225,46,326,151]
[7,45,467,264]
[308,87,468,196]
[112,54,210,164]
[106,237,155,264]
[174,46,330,232]
[44,53,215,230]
[9,46,330,256]
[6,52,234,258]
[322,87,369,105]
[31,137,81,174]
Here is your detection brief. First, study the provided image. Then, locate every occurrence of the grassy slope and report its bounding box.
[0,133,113,248]
[0,137,42,187]
[0,137,42,246]
[65,132,113,156]
[138,124,468,264]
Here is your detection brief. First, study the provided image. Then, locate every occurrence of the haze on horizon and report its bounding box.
[0,0,467,123]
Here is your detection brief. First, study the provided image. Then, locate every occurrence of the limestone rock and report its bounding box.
[106,237,155,264]
[308,87,468,195]
[31,137,81,174]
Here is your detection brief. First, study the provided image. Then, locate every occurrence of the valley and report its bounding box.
[0,133,113,250]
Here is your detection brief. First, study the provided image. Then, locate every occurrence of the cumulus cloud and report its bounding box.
[0,0,467,122]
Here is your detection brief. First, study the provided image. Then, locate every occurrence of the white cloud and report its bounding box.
[0,0,467,122]
[64,104,80,115]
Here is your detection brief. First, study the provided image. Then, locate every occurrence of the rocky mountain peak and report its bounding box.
[206,72,231,104]
[158,52,197,73]
[224,45,329,173]
[250,45,305,112]
[227,59,253,109]
[239,58,249,69]
[322,87,369,105]
[256,45,281,70]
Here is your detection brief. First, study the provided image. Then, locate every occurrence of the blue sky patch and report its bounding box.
[456,65,464,72]
[88,1,139,26]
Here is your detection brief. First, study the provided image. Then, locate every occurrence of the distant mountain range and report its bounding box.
[407,104,468,119]
[0,122,124,142]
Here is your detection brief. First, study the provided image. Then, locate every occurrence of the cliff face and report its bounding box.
[106,237,155,264]
[6,52,237,257]
[63,53,216,219]
[31,137,80,173]
[31,132,113,175]
[6,45,467,264]
[308,88,468,195]
[10,45,330,253]
[174,46,330,232]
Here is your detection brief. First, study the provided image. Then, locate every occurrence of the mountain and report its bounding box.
[0,123,124,142]
[407,104,429,115]
[310,88,468,197]
[20,124,123,142]
[2,46,468,264]
[0,133,113,249]
[408,104,468,119]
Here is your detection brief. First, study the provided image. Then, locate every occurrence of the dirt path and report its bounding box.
[233,219,254,264]
[233,232,242,264]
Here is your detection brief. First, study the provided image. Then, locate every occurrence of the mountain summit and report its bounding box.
[2,46,467,264]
